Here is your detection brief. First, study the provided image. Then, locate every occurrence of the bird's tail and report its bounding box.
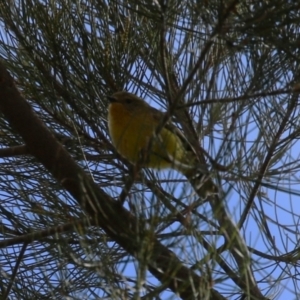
[181,164,218,199]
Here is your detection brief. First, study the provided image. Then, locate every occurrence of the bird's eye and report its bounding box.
[125,98,132,104]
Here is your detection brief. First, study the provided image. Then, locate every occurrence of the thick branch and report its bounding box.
[0,62,225,300]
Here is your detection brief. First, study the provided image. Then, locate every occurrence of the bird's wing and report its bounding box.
[149,105,195,154]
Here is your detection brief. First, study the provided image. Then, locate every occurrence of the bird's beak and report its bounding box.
[107,96,117,103]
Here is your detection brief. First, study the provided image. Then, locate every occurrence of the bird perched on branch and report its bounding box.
[107,91,217,197]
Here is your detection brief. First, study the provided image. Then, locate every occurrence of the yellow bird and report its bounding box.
[107,91,217,196]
